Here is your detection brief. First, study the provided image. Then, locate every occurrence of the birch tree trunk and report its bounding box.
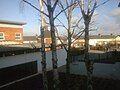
[80,0,110,88]
[79,0,95,90]
[47,0,60,90]
[84,17,93,90]
[66,10,72,76]
[39,0,48,90]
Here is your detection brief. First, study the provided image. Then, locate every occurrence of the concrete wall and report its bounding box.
[0,49,67,72]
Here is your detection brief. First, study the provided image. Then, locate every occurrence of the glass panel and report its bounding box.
[16,34,20,36]
[0,33,3,36]
[0,37,3,39]
[15,37,20,39]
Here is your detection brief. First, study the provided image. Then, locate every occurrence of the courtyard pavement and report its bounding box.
[58,61,120,80]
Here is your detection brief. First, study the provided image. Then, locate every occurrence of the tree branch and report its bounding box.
[58,1,68,19]
[22,0,49,17]
[90,0,97,17]
[55,27,68,52]
[54,2,77,20]
[72,17,82,28]
[71,28,75,37]
[56,18,68,30]
[89,27,98,32]
[52,0,59,11]
[71,30,84,44]
[90,0,110,17]
[78,0,86,19]
[95,0,110,8]
[71,0,79,11]
[71,17,83,36]
[73,29,84,39]
[66,0,69,8]
[41,0,47,7]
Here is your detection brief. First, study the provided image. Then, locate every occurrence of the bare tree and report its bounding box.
[39,0,48,90]
[46,0,60,89]
[22,0,60,89]
[56,0,84,77]
[20,0,49,89]
[21,0,76,89]
[46,1,77,89]
[77,0,110,90]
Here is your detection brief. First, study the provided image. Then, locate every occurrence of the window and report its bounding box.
[15,33,21,40]
[0,32,4,40]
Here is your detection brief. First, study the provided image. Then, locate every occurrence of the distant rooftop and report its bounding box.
[23,36,37,41]
[0,20,26,25]
[77,35,118,39]
[40,30,51,38]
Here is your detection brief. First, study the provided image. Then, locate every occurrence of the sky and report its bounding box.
[0,0,120,36]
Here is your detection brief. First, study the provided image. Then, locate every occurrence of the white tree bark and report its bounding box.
[79,0,96,90]
[39,0,48,90]
[47,0,60,90]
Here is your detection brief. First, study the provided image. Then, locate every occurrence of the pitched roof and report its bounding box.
[0,20,26,25]
[40,30,51,38]
[89,35,116,39]
[77,35,117,39]
[23,36,37,41]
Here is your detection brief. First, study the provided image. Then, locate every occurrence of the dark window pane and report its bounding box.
[15,37,20,39]
[16,34,20,36]
[0,37,4,39]
[0,33,3,36]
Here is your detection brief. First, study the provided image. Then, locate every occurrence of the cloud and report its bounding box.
[111,7,120,24]
[97,13,120,35]
[97,7,120,35]
[111,8,120,16]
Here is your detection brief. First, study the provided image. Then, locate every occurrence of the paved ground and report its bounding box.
[0,48,120,89]
[72,50,120,62]
[58,62,120,80]
[0,47,120,80]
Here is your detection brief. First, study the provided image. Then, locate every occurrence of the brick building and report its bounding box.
[0,20,25,45]
[72,35,120,48]
[23,30,51,45]
[44,30,51,45]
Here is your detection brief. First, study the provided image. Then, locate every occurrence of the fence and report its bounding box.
[0,61,37,86]
[72,51,120,63]
[0,45,63,57]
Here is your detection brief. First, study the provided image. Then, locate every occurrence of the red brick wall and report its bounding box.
[0,27,23,43]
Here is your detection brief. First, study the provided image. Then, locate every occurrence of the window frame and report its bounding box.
[15,33,21,40]
[0,32,5,40]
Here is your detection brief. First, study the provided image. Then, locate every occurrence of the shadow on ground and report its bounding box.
[1,71,120,90]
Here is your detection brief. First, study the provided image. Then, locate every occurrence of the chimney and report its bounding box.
[110,33,113,36]
[98,34,101,36]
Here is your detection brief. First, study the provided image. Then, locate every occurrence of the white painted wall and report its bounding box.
[0,41,22,45]
[23,41,37,43]
[0,49,67,73]
[116,36,120,41]
[0,24,23,28]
